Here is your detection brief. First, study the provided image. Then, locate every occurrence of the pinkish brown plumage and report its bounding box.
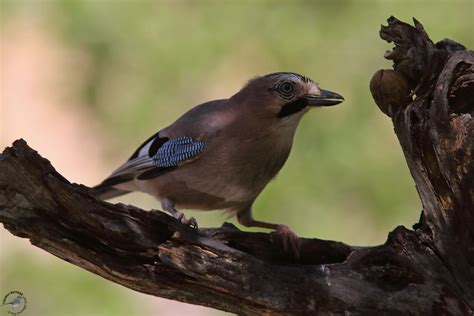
[94,72,344,255]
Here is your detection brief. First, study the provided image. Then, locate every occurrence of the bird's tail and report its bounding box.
[92,181,130,200]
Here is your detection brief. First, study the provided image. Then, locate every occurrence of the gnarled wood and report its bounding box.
[1,17,473,315]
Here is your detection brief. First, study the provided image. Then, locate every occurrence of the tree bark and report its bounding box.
[0,17,473,315]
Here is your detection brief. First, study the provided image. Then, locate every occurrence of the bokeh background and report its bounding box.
[1,0,473,315]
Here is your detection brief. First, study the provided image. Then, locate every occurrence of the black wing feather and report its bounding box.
[149,136,169,156]
[128,131,161,160]
[136,166,178,180]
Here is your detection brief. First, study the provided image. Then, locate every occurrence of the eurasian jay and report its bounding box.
[94,72,344,254]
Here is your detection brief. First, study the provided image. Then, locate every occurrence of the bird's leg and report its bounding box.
[161,198,198,229]
[237,206,301,257]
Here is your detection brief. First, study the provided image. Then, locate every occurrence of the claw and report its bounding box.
[175,212,198,230]
[162,199,198,230]
[276,225,301,258]
[186,217,198,230]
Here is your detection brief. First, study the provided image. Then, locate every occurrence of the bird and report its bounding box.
[93,72,344,255]
[1,295,24,309]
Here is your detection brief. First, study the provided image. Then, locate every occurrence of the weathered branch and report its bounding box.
[1,17,473,315]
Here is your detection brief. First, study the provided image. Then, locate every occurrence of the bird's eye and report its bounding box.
[277,81,296,99]
[281,82,294,93]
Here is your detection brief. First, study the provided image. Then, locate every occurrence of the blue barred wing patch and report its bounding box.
[153,136,206,167]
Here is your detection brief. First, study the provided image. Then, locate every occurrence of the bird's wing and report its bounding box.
[97,133,206,188]
[95,99,230,195]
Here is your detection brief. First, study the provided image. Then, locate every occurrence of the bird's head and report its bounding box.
[233,72,344,123]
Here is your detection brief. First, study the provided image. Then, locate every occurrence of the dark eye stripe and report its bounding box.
[277,98,308,118]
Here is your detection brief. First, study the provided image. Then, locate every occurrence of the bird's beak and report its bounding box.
[304,89,344,107]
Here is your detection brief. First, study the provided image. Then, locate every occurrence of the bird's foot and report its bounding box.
[176,212,198,230]
[276,225,301,258]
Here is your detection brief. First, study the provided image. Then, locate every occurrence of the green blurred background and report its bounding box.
[1,0,472,315]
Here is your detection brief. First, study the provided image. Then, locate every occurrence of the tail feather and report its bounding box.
[93,185,130,200]
[93,174,133,200]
